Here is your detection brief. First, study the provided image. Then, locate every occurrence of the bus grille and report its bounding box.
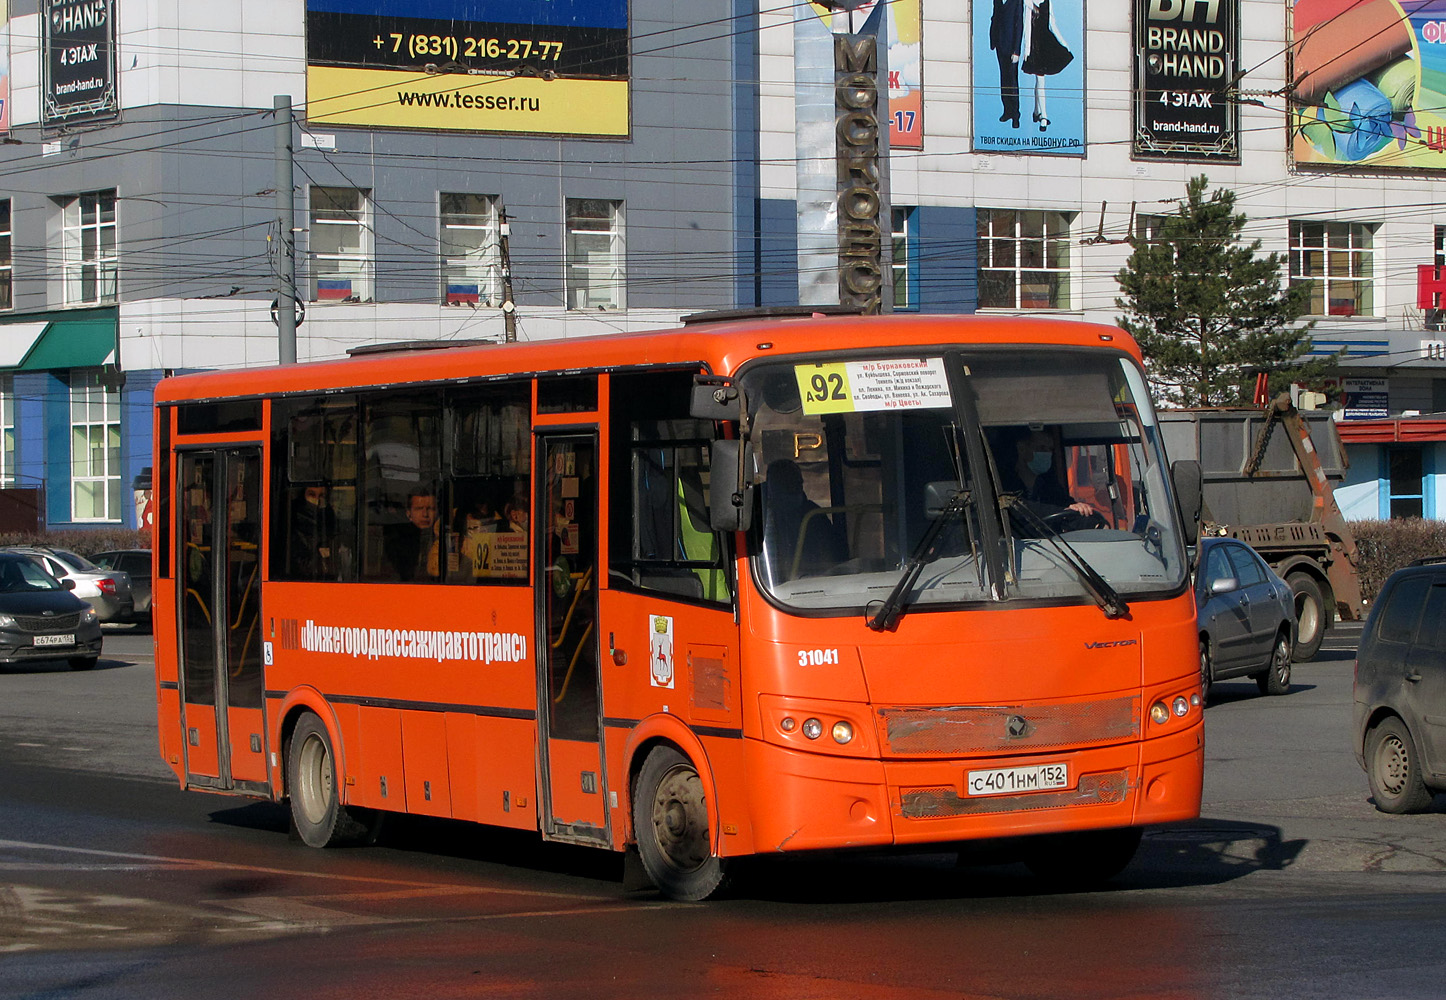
[878,695,1139,755]
[899,768,1132,818]
[15,612,82,632]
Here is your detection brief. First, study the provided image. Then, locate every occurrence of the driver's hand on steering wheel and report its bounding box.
[1068,501,1095,516]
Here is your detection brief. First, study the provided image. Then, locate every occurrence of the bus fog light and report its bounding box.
[802,717,823,740]
[831,721,854,744]
[1150,701,1169,725]
[780,716,797,733]
[1173,696,1189,717]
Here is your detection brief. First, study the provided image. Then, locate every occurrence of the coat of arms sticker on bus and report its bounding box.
[650,614,674,689]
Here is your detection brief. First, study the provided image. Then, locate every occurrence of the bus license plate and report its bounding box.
[966,762,1069,797]
[34,634,75,646]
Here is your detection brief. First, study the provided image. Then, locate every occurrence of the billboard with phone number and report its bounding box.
[305,0,629,136]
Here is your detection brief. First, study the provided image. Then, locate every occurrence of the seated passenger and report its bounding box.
[762,458,845,581]
[383,490,440,581]
[289,485,337,580]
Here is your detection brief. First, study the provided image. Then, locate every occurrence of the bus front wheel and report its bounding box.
[1023,826,1142,886]
[634,745,730,901]
[287,711,379,848]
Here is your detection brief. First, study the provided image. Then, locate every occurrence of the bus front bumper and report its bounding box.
[738,722,1202,855]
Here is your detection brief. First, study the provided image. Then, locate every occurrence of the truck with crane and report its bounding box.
[1159,393,1364,661]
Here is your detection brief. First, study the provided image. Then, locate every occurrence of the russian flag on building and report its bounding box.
[317,279,352,301]
[446,283,480,305]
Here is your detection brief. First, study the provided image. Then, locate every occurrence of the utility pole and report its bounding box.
[499,206,518,342]
[275,95,298,364]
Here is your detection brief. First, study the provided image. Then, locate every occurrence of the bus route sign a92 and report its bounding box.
[304,0,630,137]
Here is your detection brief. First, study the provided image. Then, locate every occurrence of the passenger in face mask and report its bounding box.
[996,426,1096,518]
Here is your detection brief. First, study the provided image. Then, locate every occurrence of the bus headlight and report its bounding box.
[802,717,823,740]
[1150,701,1170,725]
[831,721,854,745]
[1173,696,1189,718]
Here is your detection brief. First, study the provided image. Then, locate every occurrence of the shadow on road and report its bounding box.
[204,801,1304,904]
[1204,680,1316,705]
[0,656,136,674]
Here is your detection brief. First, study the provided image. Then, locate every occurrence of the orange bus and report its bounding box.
[152,313,1204,900]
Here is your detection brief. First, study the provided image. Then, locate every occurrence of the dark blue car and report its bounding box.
[0,552,104,670]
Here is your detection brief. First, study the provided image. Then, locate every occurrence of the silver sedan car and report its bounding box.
[3,546,135,624]
[1196,536,1297,703]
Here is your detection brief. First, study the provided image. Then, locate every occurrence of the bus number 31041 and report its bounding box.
[798,648,840,666]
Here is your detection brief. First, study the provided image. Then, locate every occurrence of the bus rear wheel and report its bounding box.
[1023,827,1142,886]
[634,746,730,901]
[287,711,378,848]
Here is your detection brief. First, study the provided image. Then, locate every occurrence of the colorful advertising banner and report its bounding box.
[887,0,922,148]
[972,0,1086,155]
[306,0,629,136]
[42,0,119,127]
[1133,0,1239,161]
[1291,0,1446,168]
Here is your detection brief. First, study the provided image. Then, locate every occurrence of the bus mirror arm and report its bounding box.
[1171,460,1203,546]
[690,375,741,421]
[709,439,755,533]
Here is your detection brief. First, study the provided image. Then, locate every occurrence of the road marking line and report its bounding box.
[0,839,615,901]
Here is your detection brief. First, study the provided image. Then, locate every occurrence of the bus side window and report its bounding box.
[270,396,359,582]
[609,370,731,605]
[444,383,531,585]
[361,391,443,582]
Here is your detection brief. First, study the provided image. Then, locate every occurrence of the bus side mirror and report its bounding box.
[1171,459,1203,546]
[708,439,754,532]
[690,376,741,422]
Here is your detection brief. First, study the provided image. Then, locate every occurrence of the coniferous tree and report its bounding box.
[1115,175,1333,407]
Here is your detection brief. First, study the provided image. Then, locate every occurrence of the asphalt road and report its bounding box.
[2,623,1444,1000]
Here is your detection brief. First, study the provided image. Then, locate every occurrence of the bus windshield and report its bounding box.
[741,348,1188,614]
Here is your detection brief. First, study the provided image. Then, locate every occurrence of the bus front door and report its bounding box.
[535,433,609,846]
[177,448,268,793]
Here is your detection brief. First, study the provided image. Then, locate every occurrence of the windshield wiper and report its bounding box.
[1001,496,1130,619]
[866,487,972,632]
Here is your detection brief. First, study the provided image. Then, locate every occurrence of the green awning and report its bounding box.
[15,309,118,371]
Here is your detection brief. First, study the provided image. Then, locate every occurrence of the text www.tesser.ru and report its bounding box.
[396,90,542,112]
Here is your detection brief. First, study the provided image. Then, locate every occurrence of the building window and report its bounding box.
[1386,447,1425,519]
[0,374,14,488]
[565,198,624,311]
[977,209,1072,309]
[70,370,121,521]
[0,200,12,311]
[1134,213,1168,245]
[441,193,501,307]
[1289,221,1374,317]
[892,206,914,310]
[309,187,372,302]
[59,190,117,306]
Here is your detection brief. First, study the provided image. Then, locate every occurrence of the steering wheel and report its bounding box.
[1042,509,1108,532]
